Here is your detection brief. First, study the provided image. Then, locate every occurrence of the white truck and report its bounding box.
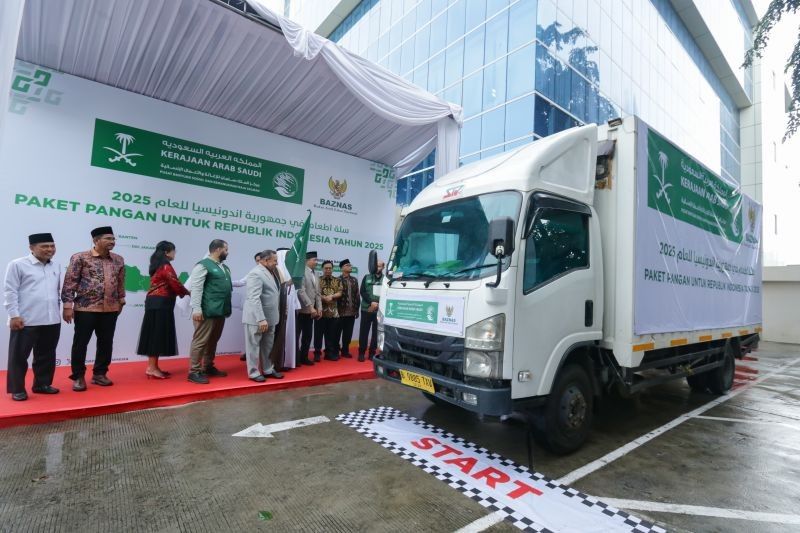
[373,116,762,454]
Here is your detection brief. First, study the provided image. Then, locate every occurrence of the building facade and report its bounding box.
[280,0,797,268]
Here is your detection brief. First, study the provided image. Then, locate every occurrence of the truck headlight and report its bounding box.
[465,314,505,351]
[463,315,505,378]
[377,309,385,350]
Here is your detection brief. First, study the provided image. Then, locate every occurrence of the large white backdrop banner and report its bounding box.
[634,121,762,335]
[0,60,396,371]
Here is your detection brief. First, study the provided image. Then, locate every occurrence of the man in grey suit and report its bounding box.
[242,250,284,382]
[296,251,321,366]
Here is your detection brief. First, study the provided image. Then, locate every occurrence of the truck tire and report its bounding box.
[707,345,735,394]
[686,372,708,392]
[534,364,593,455]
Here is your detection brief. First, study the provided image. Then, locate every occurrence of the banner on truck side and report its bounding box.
[634,122,762,335]
[0,60,397,370]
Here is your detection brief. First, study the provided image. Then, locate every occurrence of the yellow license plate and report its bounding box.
[399,369,435,394]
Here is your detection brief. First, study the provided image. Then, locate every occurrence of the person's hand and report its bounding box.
[9,317,24,330]
[63,308,74,324]
[258,320,268,333]
[368,302,378,312]
[192,312,204,322]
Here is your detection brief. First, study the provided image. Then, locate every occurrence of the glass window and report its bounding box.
[392,191,522,280]
[402,12,416,41]
[428,52,446,94]
[573,0,588,33]
[432,0,448,16]
[462,70,483,118]
[537,0,557,44]
[443,83,462,107]
[445,40,465,87]
[509,0,537,50]
[447,0,467,44]
[507,44,535,100]
[413,64,428,89]
[535,44,555,101]
[484,9,508,63]
[389,48,402,74]
[486,0,508,18]
[464,25,485,75]
[460,117,481,154]
[481,145,504,159]
[505,136,533,151]
[430,13,447,55]
[524,209,589,291]
[460,153,480,166]
[396,176,409,205]
[417,0,432,27]
[570,72,586,120]
[505,95,535,141]
[466,0,486,31]
[534,95,578,137]
[481,106,506,149]
[483,58,507,109]
[401,40,415,74]
[554,60,571,110]
[390,22,402,50]
[415,25,431,67]
[408,173,424,204]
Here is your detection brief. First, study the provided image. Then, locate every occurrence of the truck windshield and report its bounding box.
[391,191,522,280]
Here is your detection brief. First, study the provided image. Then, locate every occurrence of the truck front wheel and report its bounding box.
[534,364,594,455]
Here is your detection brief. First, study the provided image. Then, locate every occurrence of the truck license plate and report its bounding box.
[399,369,435,394]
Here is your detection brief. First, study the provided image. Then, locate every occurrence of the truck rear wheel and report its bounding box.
[534,364,593,455]
[708,344,735,394]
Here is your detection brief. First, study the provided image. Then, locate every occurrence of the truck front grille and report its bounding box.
[383,326,464,380]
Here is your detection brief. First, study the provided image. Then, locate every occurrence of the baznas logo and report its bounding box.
[273,171,299,198]
[653,151,672,204]
[445,305,454,317]
[104,132,142,167]
[328,177,348,199]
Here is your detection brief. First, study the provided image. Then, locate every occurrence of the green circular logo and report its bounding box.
[273,171,298,198]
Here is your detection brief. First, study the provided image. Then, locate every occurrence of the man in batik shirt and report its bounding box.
[336,259,360,359]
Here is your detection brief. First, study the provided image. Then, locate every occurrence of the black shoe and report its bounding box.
[341,352,353,359]
[313,353,321,362]
[368,353,376,360]
[11,392,27,401]
[250,375,266,383]
[204,366,227,377]
[324,354,340,361]
[72,377,87,392]
[239,354,246,361]
[32,385,59,394]
[299,358,314,366]
[91,375,113,386]
[188,372,210,384]
[358,354,365,362]
[266,371,284,379]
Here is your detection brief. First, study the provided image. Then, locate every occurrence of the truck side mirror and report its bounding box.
[368,250,378,275]
[488,217,515,258]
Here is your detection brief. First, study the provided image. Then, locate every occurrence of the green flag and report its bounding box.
[285,210,312,289]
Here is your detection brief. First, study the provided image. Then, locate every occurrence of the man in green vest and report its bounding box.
[188,239,233,384]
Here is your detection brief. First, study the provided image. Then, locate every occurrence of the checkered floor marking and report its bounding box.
[337,407,666,533]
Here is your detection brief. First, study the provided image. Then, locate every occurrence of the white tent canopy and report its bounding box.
[2,0,462,177]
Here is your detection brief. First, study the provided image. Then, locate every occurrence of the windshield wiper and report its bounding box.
[441,263,499,278]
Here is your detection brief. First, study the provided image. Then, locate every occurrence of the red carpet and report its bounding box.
[0,354,376,429]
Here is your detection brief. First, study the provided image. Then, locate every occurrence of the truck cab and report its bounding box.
[374,124,603,452]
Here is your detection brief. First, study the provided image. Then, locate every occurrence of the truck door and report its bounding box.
[513,193,600,398]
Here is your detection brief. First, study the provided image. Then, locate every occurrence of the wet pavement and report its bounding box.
[0,342,798,532]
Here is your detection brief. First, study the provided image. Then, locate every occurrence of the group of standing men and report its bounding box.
[4,228,384,399]
[296,251,385,366]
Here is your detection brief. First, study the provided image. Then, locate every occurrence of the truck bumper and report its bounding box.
[373,356,513,417]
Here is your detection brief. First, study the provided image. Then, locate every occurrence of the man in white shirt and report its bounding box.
[3,233,62,401]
